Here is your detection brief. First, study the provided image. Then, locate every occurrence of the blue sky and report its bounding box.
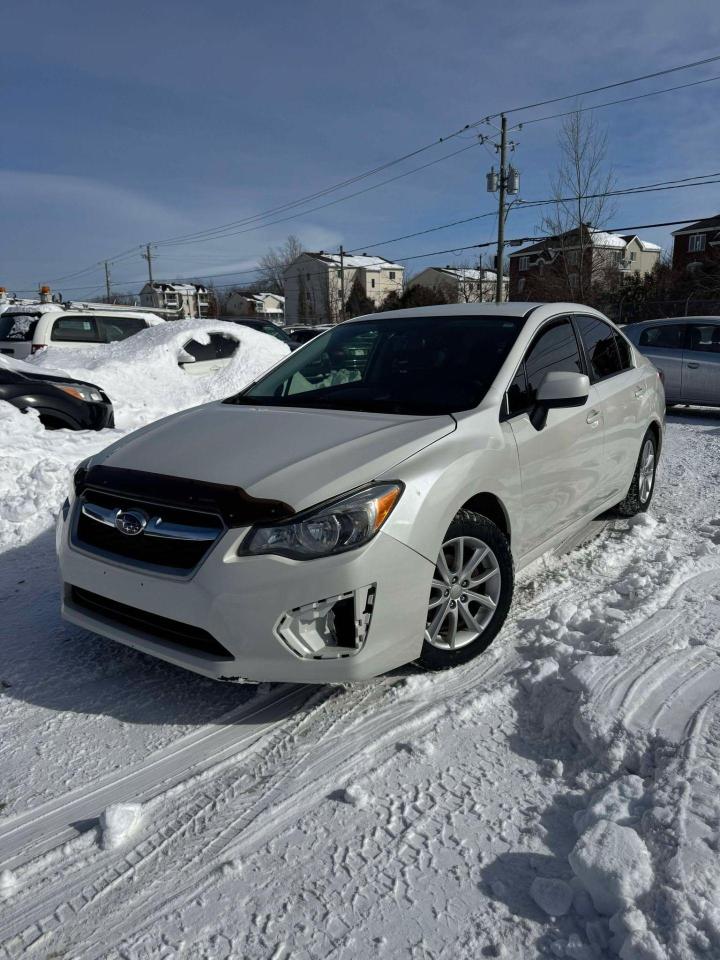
[3,0,720,298]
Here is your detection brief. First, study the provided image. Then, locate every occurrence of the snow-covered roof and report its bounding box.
[636,239,662,252]
[145,281,208,294]
[588,232,627,249]
[434,267,501,282]
[310,253,404,271]
[1,302,64,316]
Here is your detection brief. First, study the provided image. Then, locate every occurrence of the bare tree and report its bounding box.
[258,235,304,294]
[539,110,617,302]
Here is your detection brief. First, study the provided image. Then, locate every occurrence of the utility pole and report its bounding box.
[104,261,112,301]
[486,115,520,303]
[495,115,507,303]
[339,245,347,322]
[142,244,154,283]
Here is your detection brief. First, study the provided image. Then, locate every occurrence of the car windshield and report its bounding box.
[227,315,524,415]
[0,314,41,341]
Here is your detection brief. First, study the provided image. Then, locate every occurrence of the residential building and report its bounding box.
[139,281,210,318]
[283,252,404,323]
[225,291,285,321]
[671,215,720,271]
[406,266,508,302]
[508,228,661,299]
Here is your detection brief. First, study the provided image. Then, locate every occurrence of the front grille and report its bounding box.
[70,586,233,659]
[74,490,223,572]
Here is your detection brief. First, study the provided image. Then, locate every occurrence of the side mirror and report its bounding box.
[531,371,590,430]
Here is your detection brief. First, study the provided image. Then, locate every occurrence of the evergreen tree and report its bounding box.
[345,277,376,318]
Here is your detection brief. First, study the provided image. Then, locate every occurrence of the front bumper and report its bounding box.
[57,502,434,683]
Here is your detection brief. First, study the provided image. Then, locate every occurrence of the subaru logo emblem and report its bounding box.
[114,509,148,537]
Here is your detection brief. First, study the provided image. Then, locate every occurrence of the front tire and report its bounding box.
[615,429,658,517]
[418,510,514,670]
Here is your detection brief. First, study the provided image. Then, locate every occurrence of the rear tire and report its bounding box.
[614,430,658,517]
[418,510,514,670]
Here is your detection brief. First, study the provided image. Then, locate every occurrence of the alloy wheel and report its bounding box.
[639,438,655,504]
[425,535,502,651]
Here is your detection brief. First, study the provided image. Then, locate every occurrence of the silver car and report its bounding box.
[625,316,720,407]
[57,303,664,684]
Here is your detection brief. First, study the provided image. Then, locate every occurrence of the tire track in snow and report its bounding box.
[0,512,679,956]
[0,683,315,873]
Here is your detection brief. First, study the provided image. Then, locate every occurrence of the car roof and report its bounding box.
[627,316,720,326]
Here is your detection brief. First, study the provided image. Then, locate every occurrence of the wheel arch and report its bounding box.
[647,417,663,455]
[459,491,511,543]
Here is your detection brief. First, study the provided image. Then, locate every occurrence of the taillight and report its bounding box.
[657,368,665,385]
[31,344,46,354]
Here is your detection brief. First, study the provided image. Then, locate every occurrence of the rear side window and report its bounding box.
[686,323,720,353]
[575,315,622,381]
[182,334,239,362]
[98,316,147,342]
[637,324,685,350]
[507,317,582,415]
[50,316,100,343]
[0,314,40,341]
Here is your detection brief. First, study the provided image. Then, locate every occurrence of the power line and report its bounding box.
[23,53,720,288]
[515,73,720,128]
[493,53,720,119]
[150,52,720,249]
[155,142,483,248]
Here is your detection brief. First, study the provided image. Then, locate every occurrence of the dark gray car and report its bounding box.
[625,317,720,407]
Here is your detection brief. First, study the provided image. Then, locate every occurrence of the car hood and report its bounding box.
[91,402,455,510]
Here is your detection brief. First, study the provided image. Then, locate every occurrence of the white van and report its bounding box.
[0,305,164,360]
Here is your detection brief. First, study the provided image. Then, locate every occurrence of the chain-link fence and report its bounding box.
[604,298,720,325]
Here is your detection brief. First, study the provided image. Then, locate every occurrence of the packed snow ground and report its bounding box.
[0,332,718,958]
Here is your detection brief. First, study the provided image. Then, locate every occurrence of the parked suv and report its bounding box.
[0,306,163,359]
[57,303,664,684]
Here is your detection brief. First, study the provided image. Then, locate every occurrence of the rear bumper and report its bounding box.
[58,500,434,683]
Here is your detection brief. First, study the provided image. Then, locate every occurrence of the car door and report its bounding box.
[632,322,685,401]
[574,315,643,503]
[505,316,605,557]
[682,321,720,405]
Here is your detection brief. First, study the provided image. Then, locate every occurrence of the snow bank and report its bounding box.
[0,320,288,548]
[30,318,289,432]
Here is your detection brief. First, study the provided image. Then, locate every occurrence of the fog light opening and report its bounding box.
[277,584,376,660]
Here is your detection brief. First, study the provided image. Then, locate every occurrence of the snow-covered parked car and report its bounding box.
[0,304,164,360]
[57,303,665,684]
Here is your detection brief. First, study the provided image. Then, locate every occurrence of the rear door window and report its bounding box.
[574,315,623,381]
[0,314,40,341]
[50,316,101,342]
[685,323,720,353]
[637,324,685,350]
[98,316,148,342]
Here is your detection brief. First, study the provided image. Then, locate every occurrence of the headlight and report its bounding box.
[240,482,403,560]
[73,457,92,495]
[56,383,104,403]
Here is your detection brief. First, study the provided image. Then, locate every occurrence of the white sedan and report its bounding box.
[57,303,664,683]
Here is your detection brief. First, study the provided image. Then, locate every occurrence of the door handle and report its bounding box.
[687,362,700,369]
[586,409,601,426]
